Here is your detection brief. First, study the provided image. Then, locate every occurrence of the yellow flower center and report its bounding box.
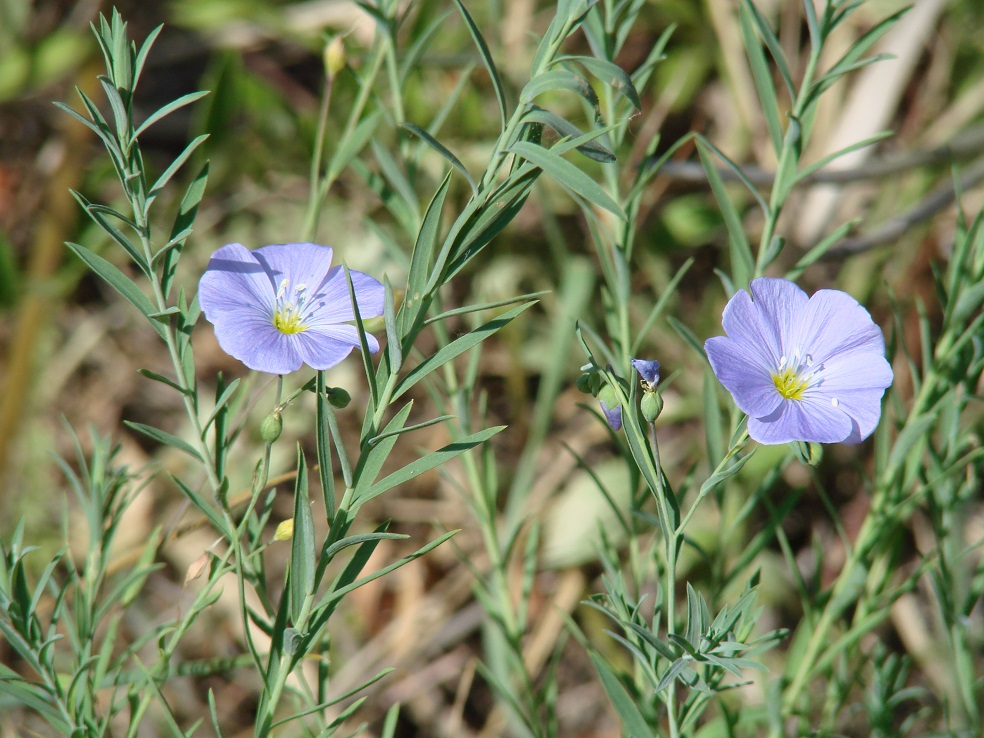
[772,367,809,400]
[274,309,307,334]
[273,279,309,335]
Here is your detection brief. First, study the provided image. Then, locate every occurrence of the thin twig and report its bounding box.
[653,124,984,187]
[822,156,984,259]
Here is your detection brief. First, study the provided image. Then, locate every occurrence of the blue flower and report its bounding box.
[631,359,660,388]
[704,278,893,445]
[198,242,384,374]
[600,399,623,431]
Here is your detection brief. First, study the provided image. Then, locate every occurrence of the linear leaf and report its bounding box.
[740,1,783,155]
[509,140,624,219]
[66,242,165,338]
[695,139,755,288]
[451,0,506,131]
[401,122,477,194]
[368,414,455,446]
[554,55,641,110]
[363,425,504,503]
[523,107,614,162]
[393,300,537,400]
[290,447,315,624]
[133,91,208,141]
[589,653,657,738]
[124,421,202,461]
[401,173,451,335]
[520,69,599,109]
[425,290,550,325]
[148,134,209,199]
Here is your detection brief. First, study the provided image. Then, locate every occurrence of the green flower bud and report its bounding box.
[326,387,351,409]
[324,36,346,79]
[259,409,283,444]
[641,391,663,423]
[575,373,593,394]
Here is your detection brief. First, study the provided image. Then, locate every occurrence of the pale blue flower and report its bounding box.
[199,242,384,374]
[600,399,622,431]
[705,278,892,445]
[631,359,660,388]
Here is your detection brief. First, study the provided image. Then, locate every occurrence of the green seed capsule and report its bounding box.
[260,410,283,444]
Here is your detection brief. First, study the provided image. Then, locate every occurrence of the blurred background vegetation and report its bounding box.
[1,0,982,735]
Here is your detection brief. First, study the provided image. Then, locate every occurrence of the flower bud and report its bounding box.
[575,373,593,394]
[598,385,622,431]
[641,391,663,423]
[324,36,346,79]
[326,387,351,409]
[259,409,283,444]
[274,519,294,541]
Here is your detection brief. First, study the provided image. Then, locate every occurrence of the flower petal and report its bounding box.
[719,287,783,371]
[252,242,336,295]
[305,266,385,326]
[199,243,275,320]
[212,316,305,374]
[748,396,852,445]
[600,400,622,431]
[705,336,783,418]
[748,278,810,359]
[630,359,661,385]
[793,288,887,364]
[294,324,380,371]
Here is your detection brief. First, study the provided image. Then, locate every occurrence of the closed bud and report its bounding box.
[326,387,351,409]
[575,373,592,394]
[260,409,283,444]
[641,391,663,423]
[324,36,346,79]
[274,519,294,541]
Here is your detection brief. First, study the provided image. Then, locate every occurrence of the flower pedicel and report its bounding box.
[705,277,893,445]
[199,242,384,375]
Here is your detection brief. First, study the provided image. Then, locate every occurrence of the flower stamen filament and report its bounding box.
[773,367,810,400]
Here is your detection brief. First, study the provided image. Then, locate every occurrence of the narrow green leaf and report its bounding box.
[315,372,335,521]
[137,369,191,395]
[69,191,146,269]
[363,425,504,503]
[400,173,451,335]
[162,161,209,298]
[352,403,413,497]
[451,0,506,131]
[124,421,201,461]
[744,0,794,97]
[589,653,657,738]
[520,70,599,109]
[323,532,407,561]
[368,414,456,447]
[695,139,755,288]
[290,447,315,624]
[171,476,232,540]
[393,300,537,400]
[554,55,641,110]
[509,140,625,219]
[132,24,164,90]
[65,242,166,339]
[740,1,783,155]
[401,123,477,194]
[148,134,209,199]
[201,378,241,433]
[326,112,381,181]
[425,290,550,325]
[343,266,379,408]
[522,107,615,163]
[133,91,208,141]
